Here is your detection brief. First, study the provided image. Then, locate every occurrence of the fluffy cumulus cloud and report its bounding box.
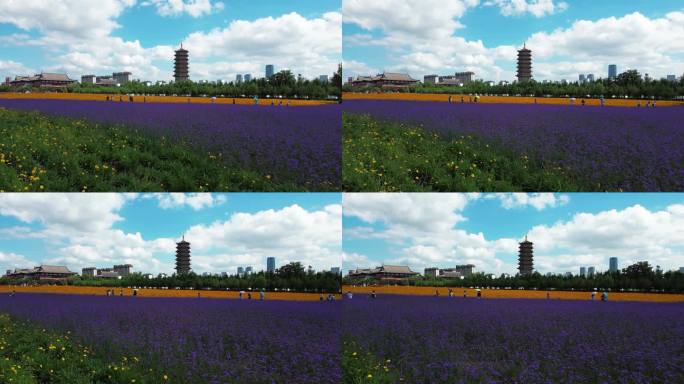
[342,0,518,80]
[0,1,341,81]
[343,194,684,276]
[488,193,570,210]
[141,0,224,18]
[527,11,684,80]
[343,2,684,81]
[484,0,568,18]
[529,204,684,273]
[184,204,342,273]
[147,193,226,210]
[183,11,342,81]
[0,195,342,275]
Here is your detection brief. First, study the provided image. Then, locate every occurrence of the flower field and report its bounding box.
[0,99,341,191]
[343,92,684,107]
[342,295,684,383]
[343,100,684,191]
[342,285,684,302]
[0,293,341,383]
[0,285,339,301]
[0,92,334,106]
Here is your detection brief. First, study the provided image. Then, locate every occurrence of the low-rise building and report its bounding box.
[10,73,76,89]
[350,72,419,89]
[6,265,77,281]
[82,267,97,277]
[348,265,419,281]
[113,264,132,277]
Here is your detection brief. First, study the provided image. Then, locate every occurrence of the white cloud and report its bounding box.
[488,193,570,210]
[343,194,684,276]
[184,204,342,272]
[148,193,226,210]
[525,11,684,80]
[0,3,340,81]
[343,3,684,82]
[183,11,341,81]
[484,0,568,18]
[142,0,224,18]
[0,195,342,275]
[0,251,32,274]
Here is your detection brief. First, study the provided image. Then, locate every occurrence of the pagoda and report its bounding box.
[518,235,534,276]
[516,43,532,83]
[175,235,191,275]
[174,44,189,82]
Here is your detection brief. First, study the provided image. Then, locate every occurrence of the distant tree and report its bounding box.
[277,262,306,279]
[616,70,642,86]
[270,70,296,87]
[622,261,654,279]
[332,63,342,91]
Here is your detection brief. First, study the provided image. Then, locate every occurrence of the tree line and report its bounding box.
[2,262,342,293]
[1,65,343,101]
[344,262,684,293]
[343,70,684,100]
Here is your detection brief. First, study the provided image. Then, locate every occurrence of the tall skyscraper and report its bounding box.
[236,74,243,83]
[608,64,617,80]
[267,257,276,273]
[245,266,253,275]
[237,267,244,276]
[244,74,252,82]
[588,266,595,278]
[518,236,534,276]
[174,44,189,82]
[265,64,275,78]
[516,43,532,83]
[580,266,587,277]
[579,74,586,84]
[331,267,340,275]
[175,236,191,275]
[318,75,329,83]
[587,74,595,82]
[609,257,618,273]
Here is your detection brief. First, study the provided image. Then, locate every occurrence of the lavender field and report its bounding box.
[0,293,341,383]
[342,295,684,383]
[0,99,341,191]
[343,100,684,191]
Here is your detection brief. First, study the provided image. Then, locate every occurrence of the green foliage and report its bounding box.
[0,108,308,192]
[342,340,401,384]
[343,113,578,192]
[19,70,341,100]
[0,313,162,384]
[343,266,684,293]
[343,70,684,100]
[3,263,341,293]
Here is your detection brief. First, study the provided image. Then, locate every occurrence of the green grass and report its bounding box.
[343,113,579,192]
[0,108,306,192]
[342,340,402,384]
[0,313,166,384]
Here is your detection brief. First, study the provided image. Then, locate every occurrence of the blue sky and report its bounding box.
[0,0,341,82]
[0,193,342,276]
[343,0,684,82]
[343,193,684,276]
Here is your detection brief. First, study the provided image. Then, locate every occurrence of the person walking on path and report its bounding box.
[346,291,353,300]
[591,290,597,300]
[463,290,467,298]
[601,291,608,302]
[370,290,377,299]
[259,290,265,301]
[476,289,482,298]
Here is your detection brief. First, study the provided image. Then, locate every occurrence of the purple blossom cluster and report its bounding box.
[0,293,341,383]
[0,99,342,189]
[342,295,684,383]
[343,100,684,191]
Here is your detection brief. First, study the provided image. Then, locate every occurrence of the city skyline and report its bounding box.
[342,0,684,82]
[0,0,341,82]
[0,193,342,276]
[343,193,684,276]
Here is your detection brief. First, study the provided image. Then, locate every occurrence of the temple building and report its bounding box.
[5,265,77,281]
[350,72,419,89]
[518,236,534,276]
[175,236,191,275]
[516,43,532,83]
[347,265,419,281]
[10,73,76,89]
[174,44,189,82]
